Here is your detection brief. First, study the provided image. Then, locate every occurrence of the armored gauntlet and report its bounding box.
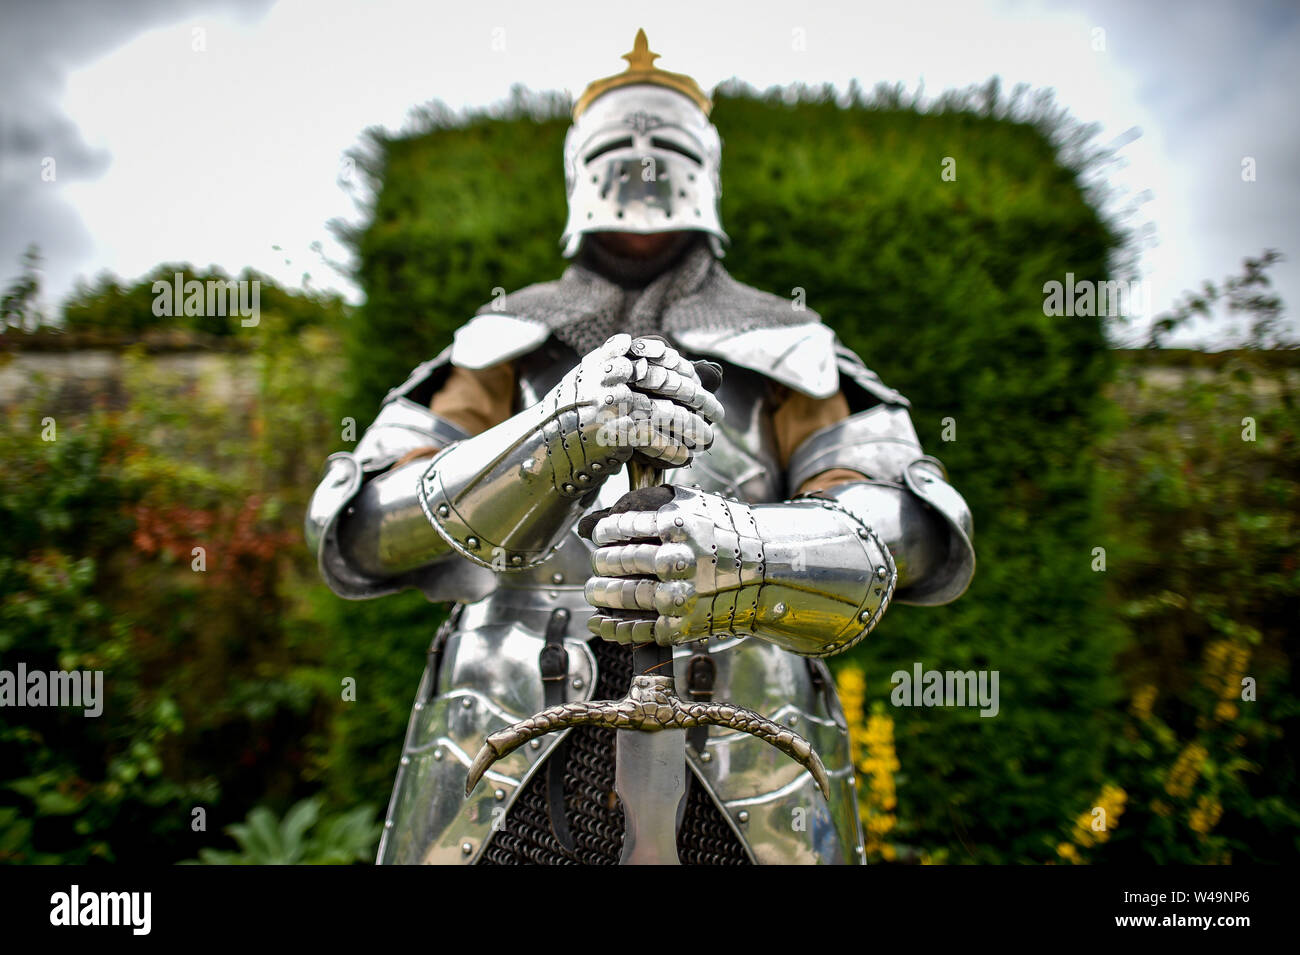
[583,485,896,657]
[414,334,721,570]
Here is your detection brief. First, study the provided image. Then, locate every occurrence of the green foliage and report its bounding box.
[1089,284,1299,863]
[0,277,360,864]
[1,244,45,332]
[1141,250,1290,349]
[187,797,380,865]
[338,83,1125,863]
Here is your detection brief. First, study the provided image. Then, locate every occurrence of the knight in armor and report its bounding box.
[305,30,975,865]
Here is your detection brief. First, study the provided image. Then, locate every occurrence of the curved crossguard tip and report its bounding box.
[465,674,830,800]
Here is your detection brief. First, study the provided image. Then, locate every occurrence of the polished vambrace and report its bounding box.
[418,334,720,571]
[786,361,976,606]
[586,485,896,657]
[306,385,497,601]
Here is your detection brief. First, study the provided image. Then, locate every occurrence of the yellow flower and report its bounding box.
[836,667,900,862]
[1214,701,1238,722]
[1069,783,1127,855]
[1165,743,1207,799]
[1202,639,1251,709]
[837,667,866,728]
[1188,794,1223,835]
[1057,842,1080,863]
[1130,684,1157,721]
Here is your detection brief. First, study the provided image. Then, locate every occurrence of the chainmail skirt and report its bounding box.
[479,639,750,865]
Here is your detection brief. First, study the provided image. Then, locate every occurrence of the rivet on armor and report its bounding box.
[494,789,506,801]
[400,755,410,766]
[461,842,473,856]
[605,395,614,404]
[572,678,584,690]
[529,739,542,750]
[413,701,424,711]
[433,747,443,760]
[787,714,799,726]
[462,697,474,708]
[876,566,888,580]
[563,483,575,493]
[552,572,565,584]
[773,602,787,617]
[437,504,449,518]
[465,536,479,550]
[604,364,613,372]
[858,528,869,539]
[384,820,393,829]
[859,610,870,622]
[700,751,713,763]
[674,517,684,526]
[592,462,603,472]
[737,811,750,824]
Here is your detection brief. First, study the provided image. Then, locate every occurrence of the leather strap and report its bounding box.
[686,648,716,756]
[539,608,576,853]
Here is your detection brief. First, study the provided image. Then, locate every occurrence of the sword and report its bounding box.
[615,457,686,864]
[465,364,830,863]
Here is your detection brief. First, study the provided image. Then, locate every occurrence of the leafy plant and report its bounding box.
[187,798,380,865]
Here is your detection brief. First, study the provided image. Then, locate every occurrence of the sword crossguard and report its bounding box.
[465,674,830,799]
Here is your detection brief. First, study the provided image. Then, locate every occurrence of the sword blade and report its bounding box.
[616,717,686,865]
[616,460,685,864]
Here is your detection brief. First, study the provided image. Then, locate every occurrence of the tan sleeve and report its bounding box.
[430,361,517,437]
[383,362,516,469]
[772,385,869,495]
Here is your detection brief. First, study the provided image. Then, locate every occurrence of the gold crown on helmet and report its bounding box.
[572,29,713,120]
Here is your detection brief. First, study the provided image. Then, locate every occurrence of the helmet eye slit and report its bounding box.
[650,137,702,165]
[584,137,634,164]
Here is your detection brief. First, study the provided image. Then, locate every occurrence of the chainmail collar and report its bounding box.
[476,232,821,357]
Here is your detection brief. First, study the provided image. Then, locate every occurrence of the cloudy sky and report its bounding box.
[2,0,1296,345]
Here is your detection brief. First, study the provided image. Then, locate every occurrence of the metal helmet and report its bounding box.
[561,30,727,258]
